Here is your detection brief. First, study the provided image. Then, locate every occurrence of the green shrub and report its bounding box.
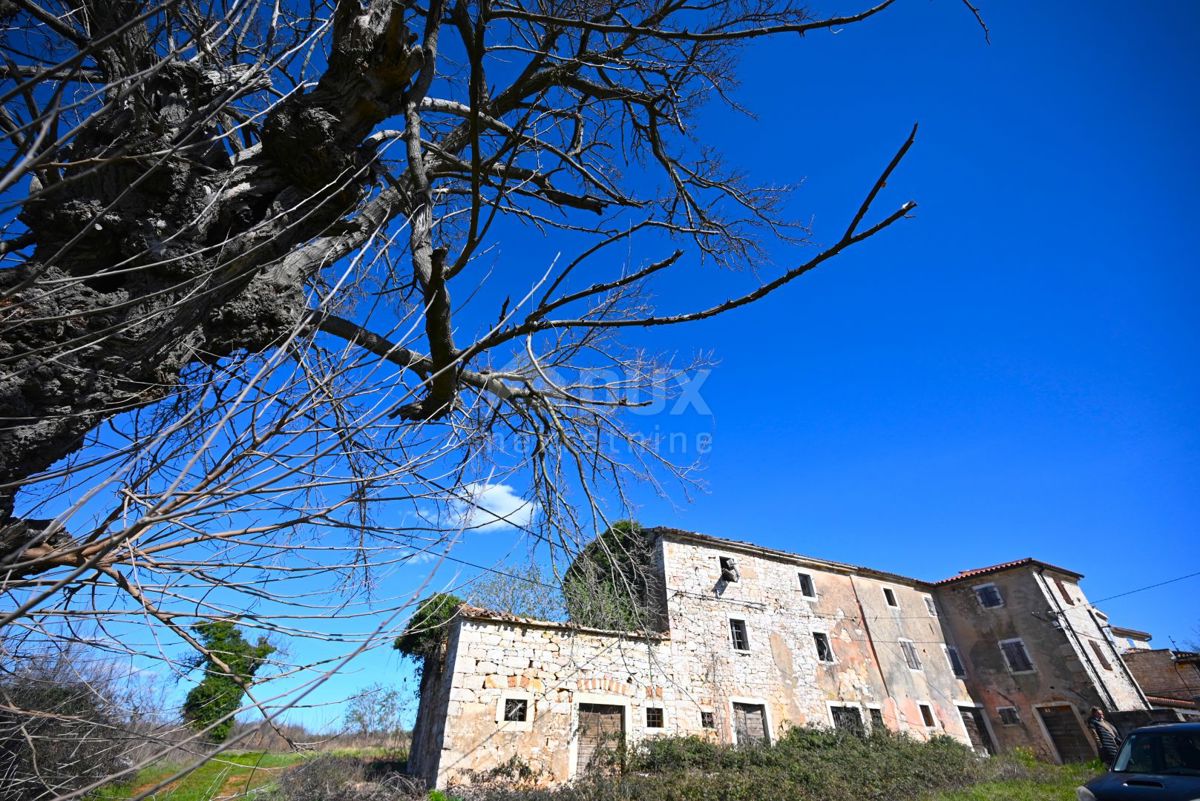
[453,727,1022,801]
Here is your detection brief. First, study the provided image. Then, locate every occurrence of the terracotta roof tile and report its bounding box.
[933,557,1083,585]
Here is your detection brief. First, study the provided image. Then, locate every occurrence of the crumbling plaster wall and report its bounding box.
[932,567,1145,763]
[659,535,973,746]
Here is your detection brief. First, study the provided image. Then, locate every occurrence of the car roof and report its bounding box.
[1129,722,1200,734]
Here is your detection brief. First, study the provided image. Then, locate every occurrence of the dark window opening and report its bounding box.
[869,708,885,730]
[924,596,938,616]
[719,556,739,582]
[798,572,816,598]
[975,584,1004,608]
[701,711,715,729]
[920,704,936,728]
[831,705,864,735]
[504,698,528,722]
[1000,639,1034,673]
[883,587,898,607]
[729,618,750,651]
[946,646,966,677]
[813,632,834,663]
[997,706,1021,726]
[1089,640,1113,670]
[900,639,923,671]
[646,707,664,728]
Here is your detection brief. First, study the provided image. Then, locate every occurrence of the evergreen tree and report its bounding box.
[182,620,275,742]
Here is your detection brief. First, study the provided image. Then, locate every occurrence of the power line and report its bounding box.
[1088,570,1200,606]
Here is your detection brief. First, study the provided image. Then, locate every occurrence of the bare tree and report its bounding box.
[0,0,981,794]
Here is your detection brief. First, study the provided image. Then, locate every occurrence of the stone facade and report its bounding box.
[1121,649,1200,710]
[932,561,1148,764]
[410,529,1154,787]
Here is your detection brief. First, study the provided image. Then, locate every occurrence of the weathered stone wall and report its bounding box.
[1032,570,1147,712]
[413,535,1156,786]
[934,566,1148,764]
[659,534,974,746]
[1123,650,1200,705]
[427,614,675,787]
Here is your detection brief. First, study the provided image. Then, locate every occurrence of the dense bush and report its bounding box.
[270,754,423,801]
[0,648,135,801]
[454,727,1030,801]
[270,727,1052,801]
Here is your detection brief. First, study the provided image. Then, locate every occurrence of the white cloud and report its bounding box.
[450,482,536,533]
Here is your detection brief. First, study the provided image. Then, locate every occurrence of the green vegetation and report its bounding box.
[182,621,277,742]
[564,521,662,631]
[394,593,465,661]
[92,734,1102,801]
[94,751,304,801]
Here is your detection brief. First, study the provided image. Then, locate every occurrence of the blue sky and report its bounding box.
[254,0,1200,730]
[622,0,1199,640]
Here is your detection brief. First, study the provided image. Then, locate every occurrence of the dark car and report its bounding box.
[1078,722,1200,801]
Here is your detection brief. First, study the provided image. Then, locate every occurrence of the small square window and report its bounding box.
[813,632,835,663]
[798,572,816,598]
[899,639,922,671]
[924,596,937,617]
[883,587,898,607]
[919,704,936,728]
[701,711,715,729]
[997,706,1021,726]
[729,618,750,651]
[719,556,739,582]
[974,583,1004,608]
[504,698,528,722]
[646,707,664,728]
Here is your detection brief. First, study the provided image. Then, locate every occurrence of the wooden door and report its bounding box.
[733,702,768,745]
[1037,705,1093,763]
[958,706,996,755]
[576,704,624,774]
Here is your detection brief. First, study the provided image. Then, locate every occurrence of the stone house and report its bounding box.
[408,528,1151,787]
[1120,648,1200,715]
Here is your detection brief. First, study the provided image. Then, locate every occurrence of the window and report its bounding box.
[1089,640,1113,670]
[945,645,966,677]
[899,639,923,671]
[701,711,716,729]
[924,596,938,617]
[813,632,835,663]
[997,706,1021,726]
[830,705,864,734]
[869,708,885,730]
[919,704,936,728]
[883,587,898,607]
[646,707,664,728]
[999,638,1035,673]
[1054,577,1074,606]
[974,583,1004,608]
[729,618,750,651]
[719,556,739,582]
[503,698,528,722]
[798,572,816,598]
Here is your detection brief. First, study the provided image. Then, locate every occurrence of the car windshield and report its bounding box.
[1113,730,1200,776]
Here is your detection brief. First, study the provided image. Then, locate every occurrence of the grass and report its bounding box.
[94,751,307,801]
[928,760,1100,801]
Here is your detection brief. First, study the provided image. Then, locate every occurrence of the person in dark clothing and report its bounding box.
[1087,706,1123,767]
